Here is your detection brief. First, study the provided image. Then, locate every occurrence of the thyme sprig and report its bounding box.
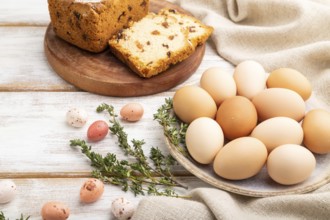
[0,212,30,220]
[153,98,189,156]
[70,103,188,197]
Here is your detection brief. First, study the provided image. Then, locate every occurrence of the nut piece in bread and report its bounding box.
[48,0,149,53]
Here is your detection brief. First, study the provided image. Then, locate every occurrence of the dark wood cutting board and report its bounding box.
[44,0,206,97]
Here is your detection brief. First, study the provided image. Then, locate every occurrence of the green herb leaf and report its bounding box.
[70,102,188,197]
[0,212,30,220]
[153,98,189,156]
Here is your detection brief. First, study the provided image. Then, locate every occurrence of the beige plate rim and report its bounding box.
[165,136,330,197]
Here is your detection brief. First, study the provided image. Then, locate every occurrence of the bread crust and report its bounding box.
[48,0,149,53]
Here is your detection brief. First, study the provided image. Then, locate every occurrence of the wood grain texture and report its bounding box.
[0,1,227,218]
[0,0,49,26]
[2,0,329,218]
[0,177,212,219]
[44,0,206,97]
[0,27,77,92]
[0,26,231,92]
[0,91,189,175]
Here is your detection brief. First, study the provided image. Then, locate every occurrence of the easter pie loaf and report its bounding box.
[109,9,213,78]
[48,0,149,53]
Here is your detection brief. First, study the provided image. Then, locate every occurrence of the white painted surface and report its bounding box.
[1,0,327,218]
[0,1,233,218]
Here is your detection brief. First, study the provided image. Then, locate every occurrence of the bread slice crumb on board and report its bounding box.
[109,9,214,78]
[159,8,214,47]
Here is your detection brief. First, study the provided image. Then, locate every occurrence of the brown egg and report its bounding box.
[267,144,316,185]
[233,60,266,99]
[213,137,268,180]
[87,120,109,142]
[80,178,104,203]
[120,103,144,122]
[200,67,237,106]
[173,86,217,124]
[302,109,330,154]
[252,88,306,122]
[251,117,304,152]
[41,201,70,220]
[185,117,224,164]
[267,68,312,101]
[216,96,257,140]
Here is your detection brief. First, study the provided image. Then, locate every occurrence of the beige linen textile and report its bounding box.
[132,185,330,220]
[132,0,330,219]
[182,0,330,108]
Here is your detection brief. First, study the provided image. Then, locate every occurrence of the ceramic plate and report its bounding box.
[164,98,330,197]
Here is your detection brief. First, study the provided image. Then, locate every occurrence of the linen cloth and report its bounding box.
[132,0,330,219]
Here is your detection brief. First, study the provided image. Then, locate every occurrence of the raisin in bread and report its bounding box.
[109,10,213,78]
[159,8,214,47]
[48,0,149,53]
[109,12,196,78]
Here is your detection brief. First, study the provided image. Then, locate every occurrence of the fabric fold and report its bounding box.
[132,185,330,220]
[171,0,330,108]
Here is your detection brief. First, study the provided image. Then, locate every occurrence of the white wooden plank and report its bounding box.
[0,0,177,26]
[0,0,50,26]
[0,177,213,220]
[0,27,76,91]
[0,26,232,92]
[0,91,190,174]
[0,91,323,176]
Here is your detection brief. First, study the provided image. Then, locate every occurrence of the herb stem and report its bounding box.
[153,98,189,156]
[0,212,30,220]
[70,102,188,197]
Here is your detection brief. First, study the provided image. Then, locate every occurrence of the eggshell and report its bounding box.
[0,179,17,204]
[66,107,88,128]
[41,201,70,220]
[111,197,136,220]
[252,88,306,122]
[267,144,316,185]
[185,117,224,164]
[120,103,144,122]
[302,109,330,154]
[215,96,257,140]
[173,86,217,123]
[80,178,104,203]
[200,67,237,106]
[267,68,312,101]
[87,120,109,142]
[233,60,266,99]
[251,117,304,152]
[213,137,268,180]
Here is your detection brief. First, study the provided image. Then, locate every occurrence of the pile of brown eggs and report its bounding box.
[173,60,330,185]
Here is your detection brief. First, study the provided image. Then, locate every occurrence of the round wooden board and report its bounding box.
[44,0,206,97]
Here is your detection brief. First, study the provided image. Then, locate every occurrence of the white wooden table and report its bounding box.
[0,0,235,219]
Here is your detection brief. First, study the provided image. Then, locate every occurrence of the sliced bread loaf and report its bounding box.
[48,0,149,53]
[109,12,195,78]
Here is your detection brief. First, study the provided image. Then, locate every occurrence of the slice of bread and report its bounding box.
[109,9,213,78]
[109,12,195,78]
[159,8,214,47]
